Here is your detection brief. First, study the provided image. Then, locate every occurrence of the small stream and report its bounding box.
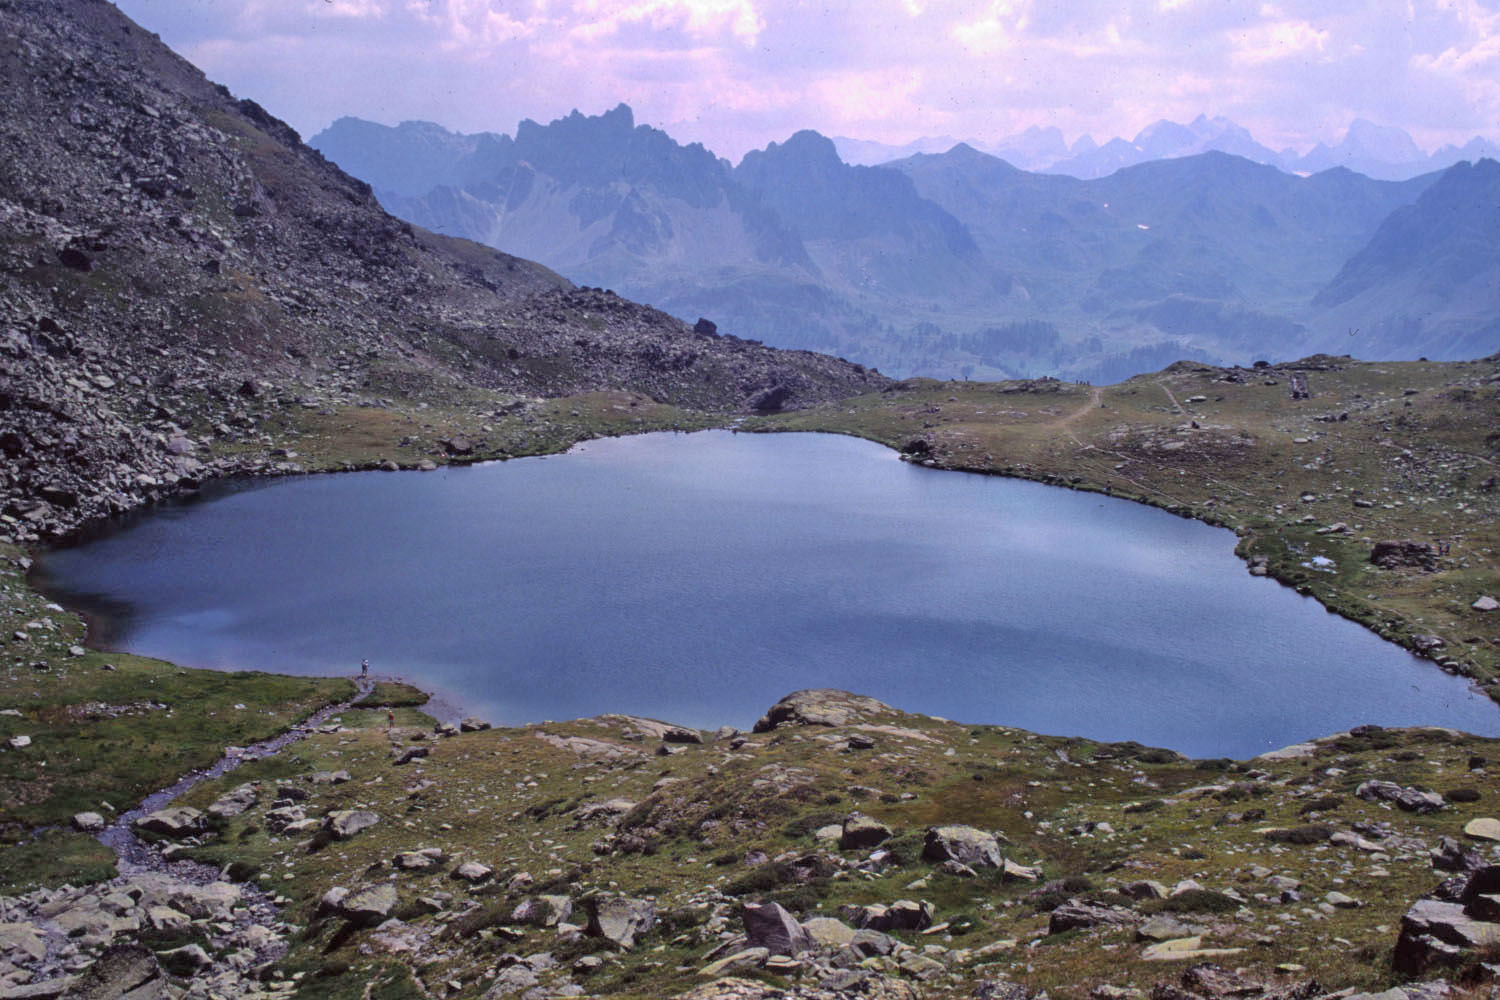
[99,676,374,878]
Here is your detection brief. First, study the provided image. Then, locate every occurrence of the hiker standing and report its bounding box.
[361,658,369,678]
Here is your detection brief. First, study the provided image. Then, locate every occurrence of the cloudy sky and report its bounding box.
[114,0,1499,161]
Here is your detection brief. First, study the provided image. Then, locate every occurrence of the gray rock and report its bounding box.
[741,901,814,956]
[752,690,892,732]
[839,899,933,932]
[482,964,538,997]
[206,782,258,819]
[308,770,352,784]
[1472,596,1498,612]
[59,943,166,1000]
[324,809,380,839]
[452,861,493,883]
[71,811,106,833]
[801,916,857,950]
[1136,915,1194,941]
[459,717,491,732]
[393,746,429,765]
[153,943,211,976]
[661,726,702,744]
[1356,780,1445,813]
[133,807,206,838]
[264,805,306,832]
[923,825,1003,869]
[848,928,901,956]
[840,813,892,851]
[585,895,655,949]
[512,895,572,928]
[1048,901,1140,934]
[392,848,443,870]
[340,883,399,926]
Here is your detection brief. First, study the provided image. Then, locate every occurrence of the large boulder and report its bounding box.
[923,825,1003,869]
[58,942,167,1000]
[207,782,259,819]
[512,895,573,928]
[1048,901,1141,935]
[324,809,380,839]
[134,807,206,838]
[1356,780,1445,814]
[586,895,656,949]
[1392,866,1500,974]
[752,690,891,733]
[741,901,813,956]
[840,813,892,851]
[1370,540,1438,570]
[340,883,399,926]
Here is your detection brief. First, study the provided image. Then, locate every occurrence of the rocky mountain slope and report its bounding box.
[1309,159,1500,360]
[0,0,884,542]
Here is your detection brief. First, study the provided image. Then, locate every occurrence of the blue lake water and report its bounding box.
[37,430,1499,758]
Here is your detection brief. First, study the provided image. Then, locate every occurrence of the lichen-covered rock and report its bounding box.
[741,901,813,956]
[752,690,891,732]
[324,809,380,839]
[585,894,656,949]
[133,807,206,838]
[922,825,1003,869]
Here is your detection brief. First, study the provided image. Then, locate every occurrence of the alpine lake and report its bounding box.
[37,430,1500,759]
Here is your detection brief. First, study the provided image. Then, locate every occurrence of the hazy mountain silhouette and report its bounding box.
[313,108,1500,379]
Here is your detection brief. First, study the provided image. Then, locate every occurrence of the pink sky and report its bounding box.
[115,0,1499,161]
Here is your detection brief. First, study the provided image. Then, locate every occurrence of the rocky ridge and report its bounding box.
[0,0,884,542]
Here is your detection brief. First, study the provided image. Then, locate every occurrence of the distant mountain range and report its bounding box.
[311,106,1500,381]
[835,114,1500,183]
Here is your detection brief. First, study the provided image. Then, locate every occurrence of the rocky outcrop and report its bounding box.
[0,0,886,544]
[752,690,892,732]
[585,895,656,949]
[1370,540,1438,571]
[922,825,1003,869]
[1393,866,1500,974]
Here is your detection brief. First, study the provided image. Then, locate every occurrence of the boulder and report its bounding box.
[459,717,491,732]
[741,901,813,956]
[698,947,770,977]
[513,895,573,928]
[1356,780,1445,813]
[1464,817,1500,842]
[393,746,429,765]
[1048,901,1140,934]
[134,807,206,838]
[452,861,493,883]
[71,811,106,833]
[1432,836,1485,872]
[483,963,538,996]
[324,809,380,839]
[64,943,167,999]
[801,916,857,950]
[154,943,211,975]
[1370,540,1437,570]
[393,848,443,870]
[1471,596,1498,612]
[661,726,703,744]
[839,899,932,932]
[585,895,656,949]
[752,690,891,733]
[207,782,258,819]
[840,813,892,851]
[340,883,399,926]
[923,825,1003,869]
[264,805,306,832]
